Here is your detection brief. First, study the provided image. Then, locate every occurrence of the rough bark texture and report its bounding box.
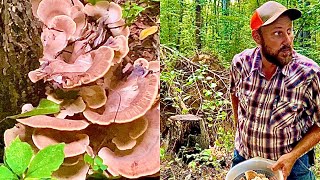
[166,114,210,154]
[0,0,45,158]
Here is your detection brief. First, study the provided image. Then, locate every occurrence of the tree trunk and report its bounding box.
[195,0,202,50]
[165,114,210,154]
[0,0,45,159]
[222,0,229,16]
[176,0,184,50]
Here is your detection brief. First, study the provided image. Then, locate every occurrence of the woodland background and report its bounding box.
[160,0,320,179]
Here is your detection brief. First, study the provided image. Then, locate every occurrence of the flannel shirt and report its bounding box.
[230,47,320,160]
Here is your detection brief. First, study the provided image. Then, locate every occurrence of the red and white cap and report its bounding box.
[250,1,301,31]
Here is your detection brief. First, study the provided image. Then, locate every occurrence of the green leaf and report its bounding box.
[93,165,100,171]
[99,164,108,171]
[94,156,104,166]
[8,99,60,119]
[84,153,94,166]
[26,143,65,178]
[0,166,18,179]
[5,137,33,176]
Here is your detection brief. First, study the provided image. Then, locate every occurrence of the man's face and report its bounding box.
[259,15,294,67]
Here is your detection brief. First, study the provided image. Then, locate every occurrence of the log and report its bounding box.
[166,114,209,154]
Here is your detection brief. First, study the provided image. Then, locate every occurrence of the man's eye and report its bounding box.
[274,31,282,36]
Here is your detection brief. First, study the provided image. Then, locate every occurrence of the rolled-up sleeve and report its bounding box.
[229,55,242,96]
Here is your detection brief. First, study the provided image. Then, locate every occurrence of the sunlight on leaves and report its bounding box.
[8,99,60,119]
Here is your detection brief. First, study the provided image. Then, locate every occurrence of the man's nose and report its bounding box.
[283,33,292,46]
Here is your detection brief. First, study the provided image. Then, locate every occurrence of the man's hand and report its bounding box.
[270,153,298,180]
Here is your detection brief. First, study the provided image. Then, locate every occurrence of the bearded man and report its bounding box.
[229,1,320,180]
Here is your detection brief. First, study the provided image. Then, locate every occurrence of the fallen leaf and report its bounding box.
[139,26,158,40]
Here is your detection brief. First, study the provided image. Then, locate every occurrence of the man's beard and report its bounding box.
[260,38,293,68]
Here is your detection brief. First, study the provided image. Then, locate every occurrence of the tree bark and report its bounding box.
[166,114,210,154]
[195,0,202,50]
[0,0,45,159]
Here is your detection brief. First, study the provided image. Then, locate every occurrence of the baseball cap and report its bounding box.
[250,1,301,31]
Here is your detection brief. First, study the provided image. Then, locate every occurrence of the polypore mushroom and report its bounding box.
[148,61,160,73]
[32,128,90,157]
[41,28,68,58]
[105,35,129,65]
[17,115,89,131]
[134,58,149,69]
[29,46,114,89]
[62,155,82,166]
[108,19,130,38]
[111,116,148,150]
[56,97,86,119]
[52,160,89,180]
[79,85,107,109]
[4,123,34,147]
[37,0,72,25]
[48,15,77,40]
[98,103,160,178]
[83,2,122,24]
[83,66,159,125]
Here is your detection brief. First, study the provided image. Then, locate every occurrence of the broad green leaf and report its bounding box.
[84,153,94,166]
[0,166,18,179]
[26,143,65,178]
[8,99,60,119]
[5,137,33,176]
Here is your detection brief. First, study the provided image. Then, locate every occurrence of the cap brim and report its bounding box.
[262,9,301,27]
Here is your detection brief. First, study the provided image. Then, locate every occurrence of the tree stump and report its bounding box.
[166,114,210,154]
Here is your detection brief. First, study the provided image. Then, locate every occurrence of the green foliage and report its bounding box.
[122,1,146,26]
[161,0,320,64]
[160,147,166,160]
[1,137,65,179]
[185,145,220,170]
[84,154,108,174]
[5,138,33,176]
[7,99,60,119]
[214,127,234,152]
[26,144,65,178]
[0,166,18,179]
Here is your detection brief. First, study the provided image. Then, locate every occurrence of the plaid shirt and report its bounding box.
[230,47,320,160]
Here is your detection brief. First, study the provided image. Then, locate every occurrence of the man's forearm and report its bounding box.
[230,93,239,127]
[290,124,320,160]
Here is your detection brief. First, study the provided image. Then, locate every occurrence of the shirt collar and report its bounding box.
[250,47,298,77]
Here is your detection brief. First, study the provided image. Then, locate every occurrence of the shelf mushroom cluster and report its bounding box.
[4,0,160,179]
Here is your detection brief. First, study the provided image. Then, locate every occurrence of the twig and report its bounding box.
[160,44,229,89]
[190,65,203,115]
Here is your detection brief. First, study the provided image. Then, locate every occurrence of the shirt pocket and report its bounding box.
[270,100,301,130]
